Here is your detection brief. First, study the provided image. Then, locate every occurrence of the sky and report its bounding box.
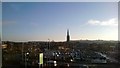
[2,0,119,2]
[2,2,118,42]
[119,2,120,41]
[0,3,1,40]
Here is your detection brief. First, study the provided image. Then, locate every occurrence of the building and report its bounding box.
[66,29,70,42]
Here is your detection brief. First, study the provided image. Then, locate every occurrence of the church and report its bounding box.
[66,29,70,42]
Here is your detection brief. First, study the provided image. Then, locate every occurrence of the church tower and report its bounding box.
[66,29,70,42]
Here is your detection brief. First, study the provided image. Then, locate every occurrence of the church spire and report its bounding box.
[67,29,69,36]
[67,29,70,42]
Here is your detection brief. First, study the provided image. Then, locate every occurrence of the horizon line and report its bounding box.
[2,39,119,42]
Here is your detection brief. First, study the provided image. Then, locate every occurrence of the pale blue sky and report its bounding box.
[2,0,119,2]
[2,2,118,41]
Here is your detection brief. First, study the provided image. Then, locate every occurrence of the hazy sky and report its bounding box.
[2,2,118,41]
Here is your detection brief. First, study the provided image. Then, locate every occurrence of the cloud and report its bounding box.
[88,18,118,26]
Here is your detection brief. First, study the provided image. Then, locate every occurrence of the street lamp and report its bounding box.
[22,43,24,63]
[70,59,73,62]
[48,39,50,50]
[47,39,51,66]
[25,52,29,68]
